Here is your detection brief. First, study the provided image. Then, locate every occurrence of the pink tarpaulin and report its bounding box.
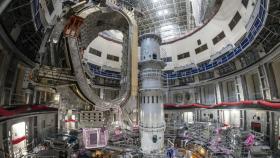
[83,128,109,149]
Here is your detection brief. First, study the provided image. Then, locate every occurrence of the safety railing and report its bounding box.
[140,69,162,80]
[139,122,165,132]
[87,63,121,80]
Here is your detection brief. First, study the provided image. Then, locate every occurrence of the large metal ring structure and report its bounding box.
[65,0,138,114]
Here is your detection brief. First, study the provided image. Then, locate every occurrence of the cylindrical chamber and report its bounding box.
[139,34,166,154]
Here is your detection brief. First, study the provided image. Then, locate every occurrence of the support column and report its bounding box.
[100,88,104,100]
[139,34,165,154]
[194,87,201,103]
[240,75,249,100]
[218,82,224,102]
[200,86,205,104]
[0,50,11,105]
[164,90,170,104]
[50,43,56,67]
[258,65,271,100]
[25,89,33,104]
[38,91,42,104]
[215,82,222,103]
[235,76,245,101]
[265,63,279,99]
[44,91,47,103]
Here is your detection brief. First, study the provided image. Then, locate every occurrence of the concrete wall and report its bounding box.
[0,112,57,156]
[39,0,63,27]
[37,113,57,140]
[222,80,237,102]
[164,109,195,125]
[0,124,3,152]
[272,61,280,98]
[162,52,280,104]
[200,109,218,122]
[168,88,196,104]
[199,109,266,132]
[202,84,216,104]
[161,0,256,70]
[244,71,261,100]
[80,0,257,71]
[0,43,11,105]
[84,36,123,71]
[245,109,267,134]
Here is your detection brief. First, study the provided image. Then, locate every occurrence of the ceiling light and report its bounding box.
[160,25,174,31]
[157,11,163,16]
[157,9,168,16]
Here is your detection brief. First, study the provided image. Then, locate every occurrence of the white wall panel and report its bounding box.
[84,36,122,71]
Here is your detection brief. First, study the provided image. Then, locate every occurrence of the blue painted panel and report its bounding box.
[206,64,213,69]
[241,38,249,48]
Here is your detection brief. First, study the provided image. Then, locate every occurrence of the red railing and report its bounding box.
[64,15,84,37]
[164,100,280,109]
[0,105,57,117]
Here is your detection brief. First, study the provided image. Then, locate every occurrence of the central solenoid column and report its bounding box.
[139,34,166,154]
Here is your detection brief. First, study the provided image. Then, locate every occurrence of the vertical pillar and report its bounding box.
[200,86,205,104]
[44,91,47,103]
[265,63,279,99]
[50,43,56,67]
[25,89,32,104]
[38,91,42,104]
[139,34,165,154]
[194,87,201,103]
[165,90,169,104]
[235,76,245,101]
[215,82,222,103]
[10,62,20,104]
[240,75,249,100]
[100,88,104,100]
[258,65,271,100]
[33,89,37,104]
[218,82,224,102]
[0,50,11,105]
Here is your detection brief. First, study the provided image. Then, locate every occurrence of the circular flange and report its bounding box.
[139,33,162,45]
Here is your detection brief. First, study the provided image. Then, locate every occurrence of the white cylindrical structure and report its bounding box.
[139,34,166,154]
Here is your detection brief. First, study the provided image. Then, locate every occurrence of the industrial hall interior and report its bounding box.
[0,0,280,157]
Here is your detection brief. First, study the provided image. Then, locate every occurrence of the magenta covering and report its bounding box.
[83,128,109,149]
